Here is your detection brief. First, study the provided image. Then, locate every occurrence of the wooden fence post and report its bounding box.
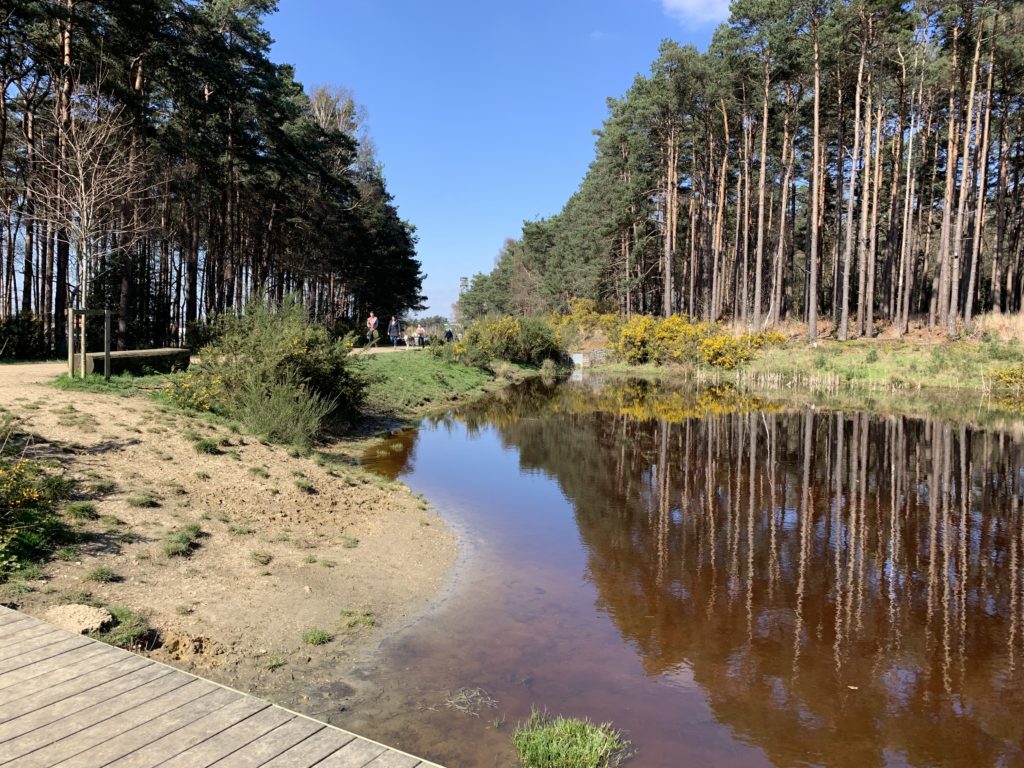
[67,309,74,378]
[104,311,112,381]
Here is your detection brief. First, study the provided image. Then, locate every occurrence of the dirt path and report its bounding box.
[0,361,456,710]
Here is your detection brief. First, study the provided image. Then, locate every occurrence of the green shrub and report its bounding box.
[651,315,715,364]
[238,375,336,450]
[193,439,221,455]
[617,315,656,364]
[1,458,75,577]
[0,313,48,360]
[172,296,363,446]
[698,335,754,369]
[457,315,564,366]
[512,709,630,768]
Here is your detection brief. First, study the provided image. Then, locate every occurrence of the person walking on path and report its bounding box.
[388,316,401,347]
[415,323,426,347]
[366,312,379,346]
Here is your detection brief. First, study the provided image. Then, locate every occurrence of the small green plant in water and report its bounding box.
[512,709,630,768]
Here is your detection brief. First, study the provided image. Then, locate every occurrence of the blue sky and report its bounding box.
[266,0,729,317]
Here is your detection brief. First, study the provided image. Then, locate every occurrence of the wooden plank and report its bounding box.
[368,752,424,768]
[0,636,93,677]
[53,687,239,768]
[260,728,356,767]
[8,679,218,768]
[158,706,295,768]
[0,669,191,763]
[364,751,422,768]
[0,609,443,768]
[0,630,76,663]
[0,623,63,653]
[102,695,269,768]
[206,718,325,768]
[0,654,149,725]
[316,737,387,768]
[0,615,33,633]
[0,643,117,700]
[0,662,168,741]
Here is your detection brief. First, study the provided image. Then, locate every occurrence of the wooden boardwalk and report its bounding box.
[0,606,443,768]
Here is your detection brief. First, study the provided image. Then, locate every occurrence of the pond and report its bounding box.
[352,378,1024,767]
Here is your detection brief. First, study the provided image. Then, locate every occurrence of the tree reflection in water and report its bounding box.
[368,379,1024,766]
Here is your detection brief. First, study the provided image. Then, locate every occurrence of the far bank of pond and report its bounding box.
[341,376,1024,768]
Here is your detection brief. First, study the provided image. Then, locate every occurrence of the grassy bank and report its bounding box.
[591,335,1024,429]
[746,337,1024,391]
[595,336,1024,393]
[352,350,528,419]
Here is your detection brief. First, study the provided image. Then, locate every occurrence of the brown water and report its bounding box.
[348,379,1024,767]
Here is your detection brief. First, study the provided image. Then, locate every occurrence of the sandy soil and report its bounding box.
[0,361,456,710]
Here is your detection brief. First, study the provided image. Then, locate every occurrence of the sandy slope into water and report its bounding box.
[0,361,456,711]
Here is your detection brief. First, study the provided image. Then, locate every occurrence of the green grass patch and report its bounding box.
[302,628,333,646]
[90,605,151,650]
[193,439,222,455]
[126,493,160,508]
[512,709,630,768]
[50,373,166,396]
[163,524,204,557]
[747,338,1024,391]
[64,501,99,520]
[84,566,121,583]
[341,609,375,628]
[354,352,494,416]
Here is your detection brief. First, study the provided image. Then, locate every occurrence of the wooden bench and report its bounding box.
[72,347,190,376]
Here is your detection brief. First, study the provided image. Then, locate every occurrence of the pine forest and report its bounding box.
[459,0,1024,341]
[0,0,424,356]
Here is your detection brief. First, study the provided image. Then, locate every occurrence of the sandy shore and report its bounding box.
[0,361,456,712]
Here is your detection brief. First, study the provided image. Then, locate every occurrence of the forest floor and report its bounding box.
[0,360,459,717]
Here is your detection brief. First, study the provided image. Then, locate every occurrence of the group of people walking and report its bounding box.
[365,312,453,348]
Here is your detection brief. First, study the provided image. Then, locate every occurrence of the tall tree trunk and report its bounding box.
[753,63,770,329]
[809,22,821,343]
[948,24,983,335]
[965,46,994,326]
[840,43,867,341]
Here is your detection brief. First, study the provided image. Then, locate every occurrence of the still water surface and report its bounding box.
[353,379,1024,767]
